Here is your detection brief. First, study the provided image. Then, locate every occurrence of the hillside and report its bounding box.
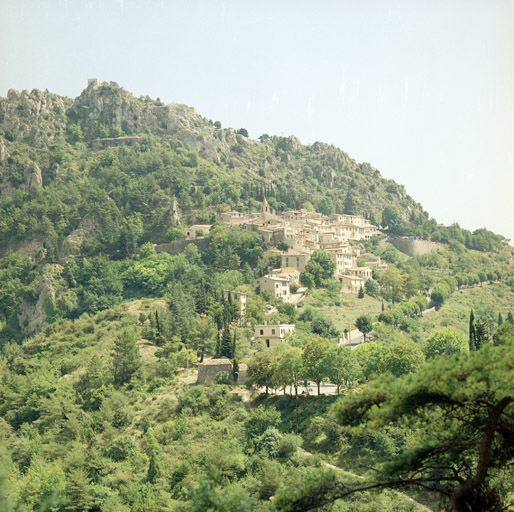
[0,80,430,255]
[0,80,513,511]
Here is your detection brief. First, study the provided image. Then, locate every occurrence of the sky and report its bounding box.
[1,0,513,242]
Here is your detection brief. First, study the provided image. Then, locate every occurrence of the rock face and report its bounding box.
[0,152,43,199]
[70,81,229,161]
[17,272,58,335]
[61,215,100,256]
[0,88,71,146]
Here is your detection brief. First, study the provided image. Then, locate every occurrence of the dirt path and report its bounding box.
[298,448,433,511]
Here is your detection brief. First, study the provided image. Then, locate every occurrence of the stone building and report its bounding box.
[254,324,295,348]
[254,274,291,301]
[223,290,247,315]
[197,358,247,385]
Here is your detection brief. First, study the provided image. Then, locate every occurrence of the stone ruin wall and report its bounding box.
[197,360,248,386]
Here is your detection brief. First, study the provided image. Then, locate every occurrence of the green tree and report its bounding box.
[379,266,404,304]
[469,309,476,350]
[65,468,95,511]
[112,330,141,385]
[146,430,161,484]
[355,315,373,343]
[299,271,315,289]
[190,316,216,362]
[332,339,514,512]
[274,347,304,396]
[381,205,403,232]
[354,342,390,380]
[343,189,357,215]
[232,357,239,383]
[364,279,379,296]
[326,345,362,394]
[304,250,336,286]
[384,339,425,377]
[424,328,469,359]
[220,325,233,359]
[246,350,278,395]
[303,336,331,395]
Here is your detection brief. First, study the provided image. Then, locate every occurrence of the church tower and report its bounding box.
[262,197,271,215]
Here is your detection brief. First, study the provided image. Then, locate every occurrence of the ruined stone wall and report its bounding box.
[91,136,143,150]
[154,238,208,255]
[197,360,248,386]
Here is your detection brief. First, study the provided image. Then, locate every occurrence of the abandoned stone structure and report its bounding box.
[197,358,247,385]
[91,136,144,150]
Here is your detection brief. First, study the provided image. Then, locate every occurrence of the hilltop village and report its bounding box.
[184,200,388,360]
[187,198,386,296]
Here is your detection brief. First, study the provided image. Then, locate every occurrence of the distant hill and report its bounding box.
[0,80,434,255]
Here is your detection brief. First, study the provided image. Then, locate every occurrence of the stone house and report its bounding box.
[349,267,373,279]
[254,324,295,348]
[254,275,291,301]
[185,224,212,239]
[270,267,301,284]
[280,250,311,272]
[339,274,367,293]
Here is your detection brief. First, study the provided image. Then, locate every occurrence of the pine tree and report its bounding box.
[220,326,233,358]
[112,330,141,385]
[469,310,476,350]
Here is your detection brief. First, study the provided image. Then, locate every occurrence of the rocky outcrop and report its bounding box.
[0,89,71,146]
[0,151,43,199]
[17,271,59,335]
[61,215,100,256]
[70,81,229,161]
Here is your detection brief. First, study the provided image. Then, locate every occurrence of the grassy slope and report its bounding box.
[419,283,514,334]
[301,291,384,332]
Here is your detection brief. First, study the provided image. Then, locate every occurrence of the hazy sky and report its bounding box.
[1,0,513,241]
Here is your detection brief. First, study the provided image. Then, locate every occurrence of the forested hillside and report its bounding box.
[0,81,513,511]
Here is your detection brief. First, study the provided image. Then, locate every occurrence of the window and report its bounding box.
[272,329,275,335]
[266,340,270,348]
[260,329,264,335]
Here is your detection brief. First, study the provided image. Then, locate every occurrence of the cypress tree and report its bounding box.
[232,357,239,383]
[232,330,237,359]
[507,312,514,324]
[358,286,365,299]
[220,326,232,358]
[215,331,221,358]
[146,430,161,483]
[498,312,504,326]
[474,320,489,350]
[469,310,476,351]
